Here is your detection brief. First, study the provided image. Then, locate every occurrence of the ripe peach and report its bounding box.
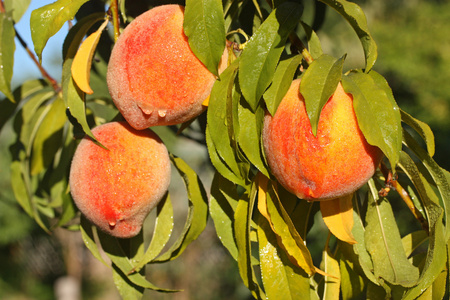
[107,4,228,129]
[69,121,171,238]
[263,79,383,201]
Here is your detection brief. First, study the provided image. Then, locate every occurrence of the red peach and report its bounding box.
[107,4,228,129]
[69,121,171,238]
[263,79,384,201]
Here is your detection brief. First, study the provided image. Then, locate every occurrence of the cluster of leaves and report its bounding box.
[0,0,449,299]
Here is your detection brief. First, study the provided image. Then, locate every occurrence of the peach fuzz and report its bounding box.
[69,121,171,238]
[263,79,384,201]
[107,4,228,129]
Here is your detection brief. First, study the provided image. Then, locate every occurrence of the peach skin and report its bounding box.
[263,79,384,201]
[69,121,171,238]
[107,4,228,129]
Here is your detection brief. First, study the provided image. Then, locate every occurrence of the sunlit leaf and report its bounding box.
[318,0,377,71]
[30,0,90,61]
[321,237,341,300]
[62,59,97,142]
[300,54,345,136]
[338,246,365,300]
[401,230,428,259]
[257,214,311,299]
[207,60,249,186]
[258,176,315,275]
[184,0,226,76]
[239,2,303,111]
[30,97,67,175]
[320,193,356,244]
[80,215,109,267]
[0,12,15,102]
[365,181,420,287]
[4,0,31,22]
[342,70,401,170]
[71,19,108,95]
[153,155,208,262]
[264,54,302,116]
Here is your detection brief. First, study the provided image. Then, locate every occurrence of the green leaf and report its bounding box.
[364,181,420,287]
[10,161,33,217]
[318,0,377,71]
[209,172,239,260]
[4,0,31,22]
[300,54,345,136]
[263,181,315,275]
[153,155,208,262]
[300,21,323,60]
[338,249,365,300]
[30,97,67,175]
[401,230,428,259]
[257,214,311,300]
[237,98,270,177]
[239,2,303,111]
[234,181,265,300]
[264,54,302,116]
[402,130,450,240]
[351,195,381,284]
[401,109,435,157]
[62,58,98,142]
[342,71,401,170]
[63,12,105,60]
[111,264,144,300]
[96,230,179,292]
[80,215,109,267]
[130,193,173,273]
[184,0,226,76]
[207,60,248,186]
[30,0,90,61]
[0,12,15,102]
[321,240,341,300]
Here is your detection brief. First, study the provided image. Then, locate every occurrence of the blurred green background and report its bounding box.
[0,0,449,299]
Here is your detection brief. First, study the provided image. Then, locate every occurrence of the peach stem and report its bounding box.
[109,0,120,42]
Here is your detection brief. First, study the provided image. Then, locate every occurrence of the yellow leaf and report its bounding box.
[320,193,357,244]
[71,19,109,94]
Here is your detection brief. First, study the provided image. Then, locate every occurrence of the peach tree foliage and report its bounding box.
[0,0,449,299]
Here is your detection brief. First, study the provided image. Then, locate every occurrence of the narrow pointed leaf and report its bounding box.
[400,109,435,157]
[4,0,31,22]
[97,231,179,292]
[257,215,311,300]
[258,177,315,275]
[300,21,323,59]
[184,0,226,76]
[320,193,356,244]
[0,12,15,102]
[322,241,341,300]
[30,97,67,175]
[235,179,265,299]
[300,54,345,136]
[318,0,377,71]
[342,71,401,170]
[264,54,302,116]
[239,2,303,110]
[209,172,239,260]
[237,98,270,176]
[153,155,208,262]
[30,0,90,61]
[130,193,173,273]
[71,19,108,94]
[365,182,420,287]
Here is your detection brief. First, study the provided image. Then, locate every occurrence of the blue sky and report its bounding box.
[12,0,67,88]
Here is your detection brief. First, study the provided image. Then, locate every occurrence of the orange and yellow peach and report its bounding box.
[69,121,171,238]
[263,79,384,201]
[107,4,228,129]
